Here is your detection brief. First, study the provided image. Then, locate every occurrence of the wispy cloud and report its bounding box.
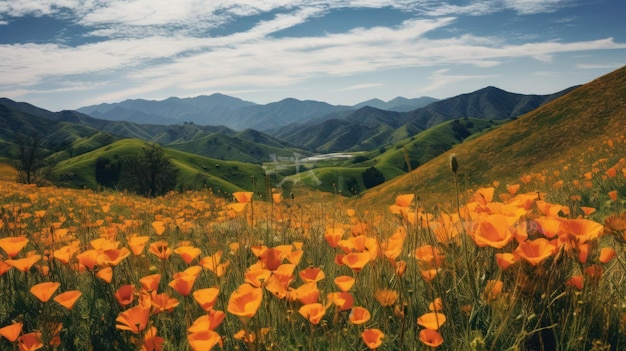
[418,69,499,93]
[333,83,384,92]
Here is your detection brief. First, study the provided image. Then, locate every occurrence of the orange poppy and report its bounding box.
[349,306,371,325]
[414,245,443,267]
[227,283,263,318]
[559,218,604,243]
[96,267,113,283]
[299,303,326,325]
[245,268,272,288]
[187,330,222,351]
[599,247,616,263]
[200,251,223,272]
[471,214,514,249]
[17,331,43,351]
[483,280,503,301]
[417,312,446,330]
[5,255,41,272]
[0,321,23,342]
[76,250,100,270]
[534,217,561,238]
[507,184,520,195]
[394,260,407,277]
[115,284,135,307]
[514,238,556,266]
[567,275,584,290]
[341,252,370,272]
[140,274,161,292]
[608,190,618,202]
[299,267,325,283]
[258,247,288,271]
[495,253,516,270]
[0,260,12,276]
[151,221,166,236]
[580,207,596,216]
[53,290,82,310]
[429,298,443,312]
[420,269,438,283]
[0,236,29,258]
[142,326,165,351]
[272,193,282,204]
[115,305,150,333]
[53,243,80,265]
[30,282,60,303]
[419,329,444,347]
[327,292,354,311]
[193,287,220,312]
[382,229,405,260]
[168,273,197,297]
[324,226,345,248]
[150,292,180,314]
[331,275,354,293]
[148,241,172,260]
[362,328,384,350]
[97,248,131,266]
[233,191,253,203]
[285,249,304,265]
[295,283,320,305]
[174,245,202,264]
[127,236,150,256]
[188,310,226,333]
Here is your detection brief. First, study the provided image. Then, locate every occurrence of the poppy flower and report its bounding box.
[96,267,113,283]
[299,303,326,325]
[414,245,443,267]
[327,292,354,311]
[187,330,222,351]
[142,326,165,351]
[233,191,253,203]
[150,292,180,314]
[421,269,438,283]
[394,260,407,277]
[419,329,444,347]
[507,184,520,195]
[188,310,226,332]
[341,252,370,272]
[299,267,325,283]
[200,251,223,273]
[97,248,131,266]
[514,238,556,266]
[417,312,446,330]
[0,236,29,258]
[259,247,288,271]
[174,245,202,264]
[599,247,616,263]
[245,268,271,288]
[169,272,197,297]
[295,283,320,305]
[429,298,443,312]
[193,287,220,312]
[0,321,23,342]
[559,218,604,243]
[5,255,41,272]
[140,274,161,292]
[227,283,263,318]
[0,261,12,277]
[608,190,618,202]
[17,332,43,351]
[76,250,99,270]
[495,253,516,270]
[362,328,384,349]
[324,226,345,248]
[115,305,150,333]
[53,290,82,310]
[471,214,514,249]
[580,207,596,216]
[151,221,166,235]
[483,280,503,301]
[349,306,371,325]
[127,236,150,256]
[30,282,60,303]
[375,289,398,307]
[115,284,135,307]
[567,275,584,290]
[148,241,172,260]
[272,193,282,204]
[53,243,80,265]
[382,230,405,260]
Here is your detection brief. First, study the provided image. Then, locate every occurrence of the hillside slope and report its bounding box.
[362,65,626,204]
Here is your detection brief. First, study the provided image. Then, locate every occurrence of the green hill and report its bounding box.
[362,65,626,204]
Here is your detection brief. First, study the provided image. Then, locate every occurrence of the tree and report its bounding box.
[362,166,385,189]
[124,144,178,197]
[95,156,122,188]
[13,131,51,185]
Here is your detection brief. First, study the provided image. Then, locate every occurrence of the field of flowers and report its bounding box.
[0,137,625,350]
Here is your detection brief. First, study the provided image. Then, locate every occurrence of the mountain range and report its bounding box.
[3,64,619,197]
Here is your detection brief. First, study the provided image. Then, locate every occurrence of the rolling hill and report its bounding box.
[362,65,626,204]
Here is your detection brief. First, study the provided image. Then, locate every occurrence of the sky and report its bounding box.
[1,0,625,111]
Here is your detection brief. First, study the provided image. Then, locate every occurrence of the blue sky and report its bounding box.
[1,0,625,111]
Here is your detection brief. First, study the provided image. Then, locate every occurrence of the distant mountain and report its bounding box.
[364,65,626,203]
[78,94,351,131]
[353,96,438,112]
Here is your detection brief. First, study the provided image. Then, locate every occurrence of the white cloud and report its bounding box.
[418,69,499,93]
[333,83,383,92]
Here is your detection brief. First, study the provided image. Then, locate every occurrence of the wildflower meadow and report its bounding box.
[0,136,625,351]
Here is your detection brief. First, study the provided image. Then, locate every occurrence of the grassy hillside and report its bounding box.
[363,65,626,204]
[54,139,267,195]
